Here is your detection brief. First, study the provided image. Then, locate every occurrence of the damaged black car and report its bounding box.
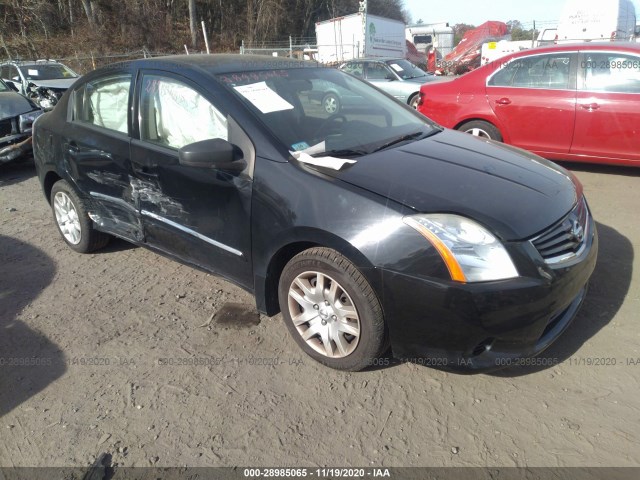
[0,78,43,164]
[33,55,597,372]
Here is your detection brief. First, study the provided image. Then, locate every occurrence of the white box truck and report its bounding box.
[556,0,636,42]
[315,13,407,64]
[405,22,455,57]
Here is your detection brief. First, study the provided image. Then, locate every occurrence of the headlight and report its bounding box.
[38,98,55,110]
[18,110,44,133]
[403,214,518,283]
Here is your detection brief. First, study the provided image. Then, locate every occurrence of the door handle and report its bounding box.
[133,164,159,179]
[495,97,511,105]
[67,142,79,155]
[580,103,600,111]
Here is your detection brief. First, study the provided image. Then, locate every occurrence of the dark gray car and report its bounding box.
[0,79,43,164]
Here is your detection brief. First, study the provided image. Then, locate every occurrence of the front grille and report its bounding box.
[532,197,589,264]
[0,118,14,137]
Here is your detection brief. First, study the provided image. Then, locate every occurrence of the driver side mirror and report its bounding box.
[178,138,246,173]
[385,73,396,81]
[6,82,19,92]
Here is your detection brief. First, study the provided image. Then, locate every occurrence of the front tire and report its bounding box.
[457,120,503,141]
[322,93,341,114]
[51,179,110,253]
[278,247,386,371]
[409,93,420,109]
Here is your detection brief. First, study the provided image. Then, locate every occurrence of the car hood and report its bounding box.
[402,76,436,84]
[29,78,77,90]
[327,129,579,241]
[0,92,38,120]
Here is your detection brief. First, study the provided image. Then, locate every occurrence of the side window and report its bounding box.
[489,54,572,89]
[366,63,390,80]
[74,74,131,134]
[582,53,640,93]
[488,60,519,87]
[139,75,227,150]
[342,62,363,77]
[8,65,20,82]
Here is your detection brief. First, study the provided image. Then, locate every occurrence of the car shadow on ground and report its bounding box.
[95,237,138,254]
[0,234,66,417]
[0,158,36,189]
[491,221,633,377]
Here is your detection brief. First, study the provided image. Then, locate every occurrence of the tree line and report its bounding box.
[0,0,410,60]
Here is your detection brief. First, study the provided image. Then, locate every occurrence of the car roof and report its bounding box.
[344,58,408,62]
[505,41,640,59]
[117,54,322,74]
[0,60,64,66]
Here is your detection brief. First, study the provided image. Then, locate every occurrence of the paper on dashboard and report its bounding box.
[233,82,294,114]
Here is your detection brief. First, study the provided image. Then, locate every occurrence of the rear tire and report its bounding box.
[278,247,386,371]
[457,120,503,141]
[51,179,110,253]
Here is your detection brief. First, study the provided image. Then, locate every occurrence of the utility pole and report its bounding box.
[359,0,367,58]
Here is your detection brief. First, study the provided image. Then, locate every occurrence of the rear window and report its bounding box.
[73,74,131,134]
[489,54,573,90]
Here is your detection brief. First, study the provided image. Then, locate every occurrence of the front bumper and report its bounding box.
[0,135,32,164]
[381,216,598,372]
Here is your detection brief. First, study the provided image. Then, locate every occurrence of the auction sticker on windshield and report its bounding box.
[233,81,294,114]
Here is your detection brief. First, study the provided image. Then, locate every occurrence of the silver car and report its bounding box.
[339,58,441,109]
[0,60,79,110]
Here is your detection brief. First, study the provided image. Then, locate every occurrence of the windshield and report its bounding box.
[218,67,438,157]
[20,64,77,81]
[0,79,9,93]
[385,59,428,80]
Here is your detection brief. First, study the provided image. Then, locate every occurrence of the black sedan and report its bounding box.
[32,55,597,372]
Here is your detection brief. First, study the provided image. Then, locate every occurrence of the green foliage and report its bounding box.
[453,23,476,45]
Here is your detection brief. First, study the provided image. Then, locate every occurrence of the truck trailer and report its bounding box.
[315,13,407,64]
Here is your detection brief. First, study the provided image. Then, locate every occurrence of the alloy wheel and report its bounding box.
[53,191,82,245]
[287,271,360,358]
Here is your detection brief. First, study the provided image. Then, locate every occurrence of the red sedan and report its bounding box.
[417,43,640,166]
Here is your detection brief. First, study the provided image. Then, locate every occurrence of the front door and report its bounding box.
[571,51,640,163]
[130,71,254,288]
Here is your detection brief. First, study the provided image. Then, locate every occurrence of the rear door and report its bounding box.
[571,50,640,163]
[130,70,254,288]
[64,70,142,241]
[486,52,578,154]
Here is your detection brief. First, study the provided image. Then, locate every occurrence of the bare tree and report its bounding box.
[189,0,197,47]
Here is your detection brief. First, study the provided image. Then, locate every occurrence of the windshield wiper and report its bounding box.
[311,148,369,158]
[371,130,436,153]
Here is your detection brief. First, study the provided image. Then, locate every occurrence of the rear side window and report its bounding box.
[139,75,227,150]
[581,53,640,93]
[1,65,20,82]
[489,54,573,90]
[74,74,131,134]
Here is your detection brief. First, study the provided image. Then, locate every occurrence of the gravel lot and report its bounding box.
[1,159,639,468]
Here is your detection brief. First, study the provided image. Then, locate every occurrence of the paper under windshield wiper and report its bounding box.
[311,148,368,158]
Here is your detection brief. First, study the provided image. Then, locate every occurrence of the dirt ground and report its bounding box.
[1,159,639,468]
